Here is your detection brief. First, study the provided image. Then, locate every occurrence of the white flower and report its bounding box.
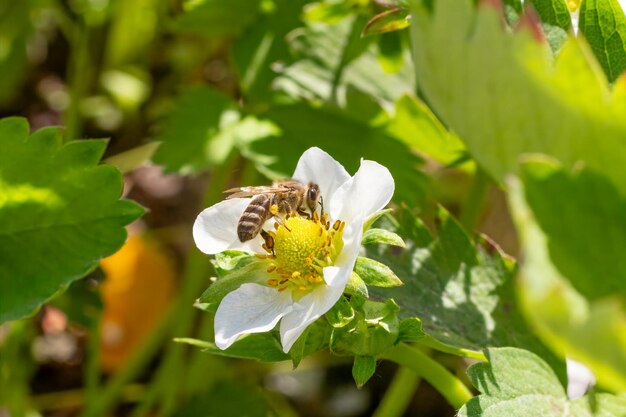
[193,147,394,353]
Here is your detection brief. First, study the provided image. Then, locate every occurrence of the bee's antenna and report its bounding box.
[319,196,324,216]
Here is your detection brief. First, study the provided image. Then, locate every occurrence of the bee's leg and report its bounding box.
[261,230,275,256]
[273,216,291,232]
[297,208,310,219]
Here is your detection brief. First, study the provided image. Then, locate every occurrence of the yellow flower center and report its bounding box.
[261,213,344,297]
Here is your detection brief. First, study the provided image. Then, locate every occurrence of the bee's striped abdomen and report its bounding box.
[237,194,270,242]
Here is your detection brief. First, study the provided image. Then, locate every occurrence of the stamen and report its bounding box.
[267,279,278,286]
[267,265,276,273]
[333,220,341,230]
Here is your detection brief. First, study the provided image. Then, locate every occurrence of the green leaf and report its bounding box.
[579,0,626,82]
[0,118,143,322]
[508,160,626,392]
[245,103,428,209]
[352,355,377,388]
[362,228,406,247]
[104,142,161,174]
[459,347,626,417]
[362,8,411,37]
[175,334,290,362]
[232,0,307,104]
[409,0,626,196]
[172,0,262,37]
[152,86,278,173]
[354,257,403,288]
[274,15,414,105]
[527,0,571,53]
[197,261,267,313]
[367,207,565,382]
[386,95,468,169]
[376,31,405,74]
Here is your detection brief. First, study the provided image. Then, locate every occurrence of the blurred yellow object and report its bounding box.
[99,234,176,372]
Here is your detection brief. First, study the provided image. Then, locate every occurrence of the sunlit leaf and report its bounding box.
[367,207,565,382]
[173,0,262,37]
[509,159,626,392]
[152,86,278,174]
[0,118,143,322]
[362,8,411,37]
[245,102,428,209]
[275,15,414,105]
[459,347,626,417]
[579,0,626,82]
[409,0,626,196]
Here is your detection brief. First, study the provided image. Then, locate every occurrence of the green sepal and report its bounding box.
[196,261,267,313]
[175,333,289,363]
[352,355,377,388]
[331,299,400,357]
[398,317,425,343]
[345,271,369,299]
[362,208,393,231]
[362,228,406,247]
[325,296,356,328]
[354,257,403,287]
[212,250,256,277]
[288,320,332,368]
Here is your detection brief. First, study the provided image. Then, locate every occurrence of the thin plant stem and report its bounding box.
[83,315,102,408]
[79,304,176,417]
[381,343,473,410]
[372,366,421,417]
[64,18,92,142]
[131,153,241,417]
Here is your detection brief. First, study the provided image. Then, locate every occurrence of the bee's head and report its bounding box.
[306,183,321,213]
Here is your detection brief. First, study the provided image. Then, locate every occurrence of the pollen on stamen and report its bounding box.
[291,271,301,278]
[298,286,308,291]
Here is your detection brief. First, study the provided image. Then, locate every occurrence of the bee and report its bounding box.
[224,180,322,243]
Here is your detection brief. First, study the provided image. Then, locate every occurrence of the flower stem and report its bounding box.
[381,343,473,410]
[372,366,421,417]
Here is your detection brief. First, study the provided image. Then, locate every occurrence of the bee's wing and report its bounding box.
[272,179,305,188]
[223,185,290,199]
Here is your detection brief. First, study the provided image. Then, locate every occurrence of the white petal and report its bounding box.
[279,285,344,353]
[193,198,265,254]
[329,160,394,224]
[214,283,293,349]
[566,358,595,399]
[292,147,351,203]
[322,215,363,287]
